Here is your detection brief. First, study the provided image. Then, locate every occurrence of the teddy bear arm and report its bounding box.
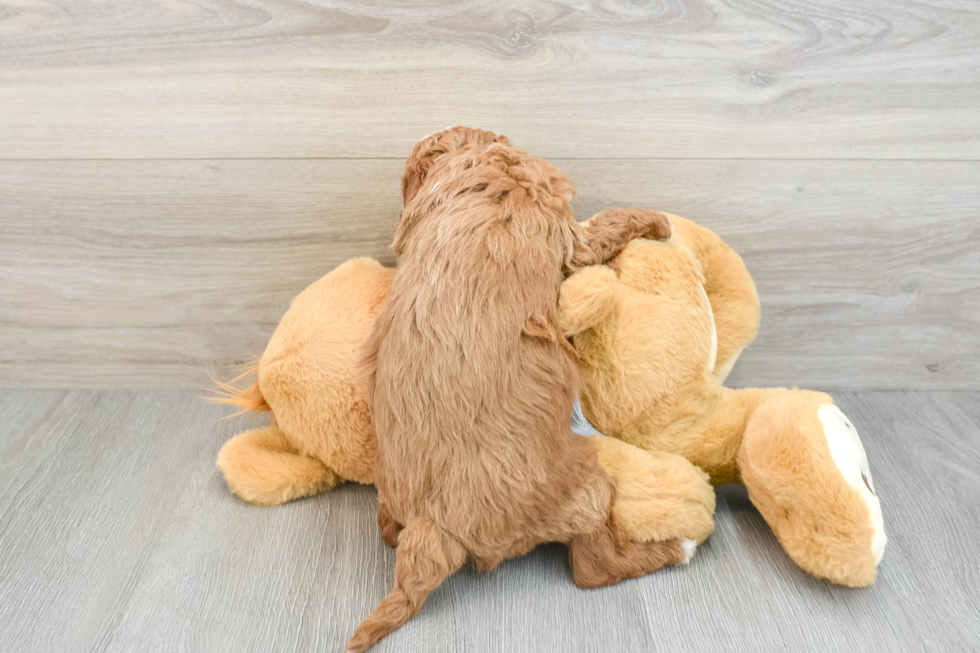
[665,215,760,381]
[703,250,759,383]
[559,265,620,337]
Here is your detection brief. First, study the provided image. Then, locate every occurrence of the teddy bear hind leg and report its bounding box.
[217,425,342,506]
[738,392,885,587]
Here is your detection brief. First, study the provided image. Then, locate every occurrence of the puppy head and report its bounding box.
[395,127,577,264]
[401,126,510,207]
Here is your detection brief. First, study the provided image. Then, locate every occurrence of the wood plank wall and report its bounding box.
[1,0,978,389]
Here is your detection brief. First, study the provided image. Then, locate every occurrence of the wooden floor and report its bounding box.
[1,389,978,652]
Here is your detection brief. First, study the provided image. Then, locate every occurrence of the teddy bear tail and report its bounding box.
[206,360,270,418]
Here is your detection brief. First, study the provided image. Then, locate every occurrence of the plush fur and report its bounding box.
[590,435,715,544]
[212,264,714,539]
[347,127,688,652]
[561,214,887,587]
[212,198,882,594]
[214,257,394,505]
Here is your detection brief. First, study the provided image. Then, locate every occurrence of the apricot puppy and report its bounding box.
[347,127,689,652]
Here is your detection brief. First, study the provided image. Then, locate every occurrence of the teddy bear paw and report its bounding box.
[818,403,887,565]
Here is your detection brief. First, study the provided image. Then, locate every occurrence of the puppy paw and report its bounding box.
[634,209,672,242]
[680,538,697,564]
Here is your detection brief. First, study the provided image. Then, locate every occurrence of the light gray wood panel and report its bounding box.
[0,159,403,389]
[831,391,980,647]
[946,392,980,437]
[2,159,977,390]
[1,0,978,159]
[2,391,977,652]
[103,485,662,653]
[0,391,233,653]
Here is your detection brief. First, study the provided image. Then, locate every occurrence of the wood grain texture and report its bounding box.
[2,159,976,389]
[0,391,233,652]
[0,0,978,159]
[1,390,978,651]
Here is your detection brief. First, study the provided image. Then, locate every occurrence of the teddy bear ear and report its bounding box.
[559,266,619,337]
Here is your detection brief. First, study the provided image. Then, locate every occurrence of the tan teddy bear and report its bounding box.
[213,214,885,586]
[559,215,887,587]
[213,255,715,546]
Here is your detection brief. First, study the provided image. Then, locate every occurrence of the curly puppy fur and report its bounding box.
[346,127,684,652]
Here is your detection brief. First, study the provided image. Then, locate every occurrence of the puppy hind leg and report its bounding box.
[346,520,466,653]
[568,520,689,589]
[377,498,404,548]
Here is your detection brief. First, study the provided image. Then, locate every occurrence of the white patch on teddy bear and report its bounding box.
[818,403,888,564]
[696,283,718,374]
[714,347,743,385]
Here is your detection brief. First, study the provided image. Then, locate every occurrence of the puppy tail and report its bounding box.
[346,520,466,653]
[205,359,270,418]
